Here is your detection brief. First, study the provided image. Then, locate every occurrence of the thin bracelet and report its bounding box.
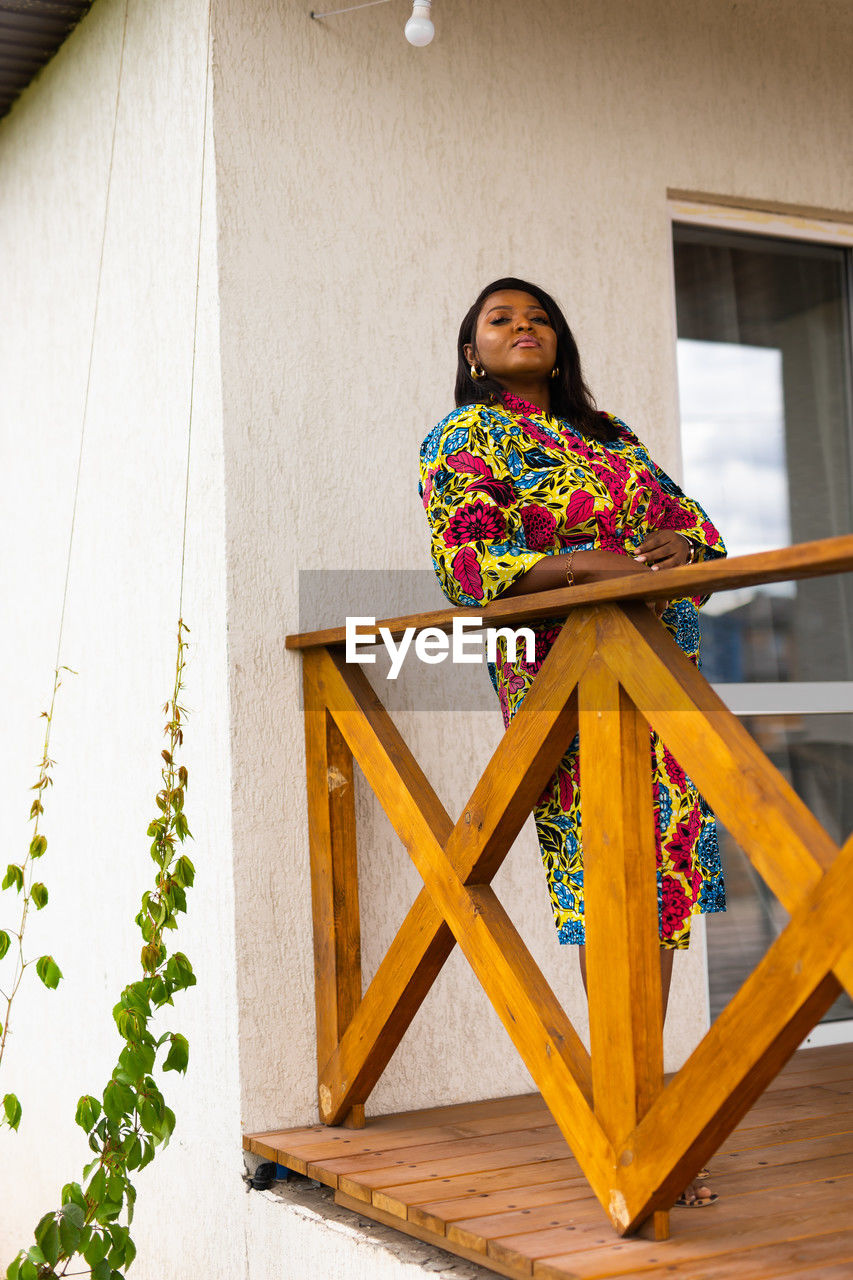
[565,549,578,586]
[684,538,697,564]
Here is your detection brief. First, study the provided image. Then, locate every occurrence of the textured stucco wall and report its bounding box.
[211,0,853,1133]
[0,0,246,1273]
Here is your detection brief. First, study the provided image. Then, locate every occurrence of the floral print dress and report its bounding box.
[418,394,727,949]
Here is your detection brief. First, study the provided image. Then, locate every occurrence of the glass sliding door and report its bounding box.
[672,218,853,1034]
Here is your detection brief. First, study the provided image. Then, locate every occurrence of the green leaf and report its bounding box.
[169,883,187,914]
[35,954,62,989]
[102,1079,135,1125]
[5,1250,25,1280]
[34,1215,60,1267]
[61,1203,85,1229]
[107,1224,128,1266]
[166,951,195,991]
[61,1182,87,1212]
[0,929,11,959]
[19,1260,38,1280]
[124,1237,137,1267]
[124,1134,142,1170]
[84,1231,108,1267]
[163,1032,189,1074]
[138,1095,162,1135]
[174,854,195,887]
[152,1105,176,1147]
[87,1167,107,1206]
[3,1093,22,1130]
[59,1211,83,1256]
[75,1094,102,1132]
[30,882,48,909]
[91,1256,111,1280]
[114,1008,142,1041]
[119,1040,155,1081]
[28,834,47,859]
[148,976,170,1006]
[2,864,24,893]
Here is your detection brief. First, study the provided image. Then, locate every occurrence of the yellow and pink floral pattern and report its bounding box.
[419,395,727,949]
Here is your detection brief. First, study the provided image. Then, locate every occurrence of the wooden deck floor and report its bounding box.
[245,1043,853,1279]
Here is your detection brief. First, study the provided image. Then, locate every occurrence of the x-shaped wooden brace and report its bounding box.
[302,601,853,1234]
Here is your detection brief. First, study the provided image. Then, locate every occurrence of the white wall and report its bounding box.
[0,0,246,1274]
[211,0,853,1135]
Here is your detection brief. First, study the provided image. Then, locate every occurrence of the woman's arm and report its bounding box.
[502,548,657,595]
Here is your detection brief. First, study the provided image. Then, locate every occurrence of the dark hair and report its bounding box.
[454,276,617,442]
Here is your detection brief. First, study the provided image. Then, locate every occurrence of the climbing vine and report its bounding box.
[1,666,70,1134]
[6,620,195,1280]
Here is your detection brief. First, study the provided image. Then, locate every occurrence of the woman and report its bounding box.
[419,278,726,1206]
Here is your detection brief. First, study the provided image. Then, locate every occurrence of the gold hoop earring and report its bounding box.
[550,366,560,379]
[470,362,485,381]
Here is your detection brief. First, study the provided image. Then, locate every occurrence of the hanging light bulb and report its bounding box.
[404,0,434,46]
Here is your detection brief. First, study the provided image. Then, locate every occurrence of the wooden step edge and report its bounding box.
[334,1191,532,1280]
[246,1140,308,1175]
[305,1162,339,1189]
[337,1175,372,1202]
[372,1188,410,1217]
[447,1221,488,1252]
[411,1206,451,1237]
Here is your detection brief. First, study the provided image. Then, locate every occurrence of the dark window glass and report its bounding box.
[673,224,853,684]
[707,715,853,1024]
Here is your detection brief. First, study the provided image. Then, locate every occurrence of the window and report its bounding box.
[672,205,853,1035]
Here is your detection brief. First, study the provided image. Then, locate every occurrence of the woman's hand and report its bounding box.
[634,530,693,570]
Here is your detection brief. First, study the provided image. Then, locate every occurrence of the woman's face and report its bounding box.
[464,290,558,387]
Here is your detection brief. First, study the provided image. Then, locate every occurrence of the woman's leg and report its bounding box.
[577,944,673,1011]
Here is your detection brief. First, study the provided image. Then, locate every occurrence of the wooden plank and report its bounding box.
[411,1178,594,1236]
[718,1106,853,1153]
[528,1181,853,1276]
[602,602,853,1002]
[315,613,597,1124]
[449,1199,603,1254]
[303,651,364,1128]
[744,1083,853,1115]
[245,1092,546,1160]
[579,655,664,1146]
[338,1135,574,1200]
[710,1129,853,1176]
[301,1109,555,1175]
[334,1191,530,1280]
[285,534,853,649]
[372,1156,583,1216]
[314,1122,560,1178]
[600,1234,853,1280]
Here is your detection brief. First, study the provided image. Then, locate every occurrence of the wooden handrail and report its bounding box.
[293,533,853,1239]
[286,533,853,649]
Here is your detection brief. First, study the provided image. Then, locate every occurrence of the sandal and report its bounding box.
[675,1184,718,1208]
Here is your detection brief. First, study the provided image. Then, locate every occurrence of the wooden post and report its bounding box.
[579,650,666,1235]
[303,648,365,1128]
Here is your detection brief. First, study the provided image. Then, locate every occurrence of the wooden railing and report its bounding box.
[286,534,853,1239]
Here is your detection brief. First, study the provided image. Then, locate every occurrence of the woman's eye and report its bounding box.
[532,314,551,325]
[489,316,510,324]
